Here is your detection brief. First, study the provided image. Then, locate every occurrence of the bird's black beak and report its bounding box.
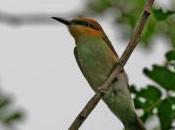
[51,17,72,25]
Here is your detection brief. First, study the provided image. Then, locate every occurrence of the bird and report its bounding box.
[52,17,145,130]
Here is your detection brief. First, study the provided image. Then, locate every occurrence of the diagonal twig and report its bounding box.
[68,0,155,129]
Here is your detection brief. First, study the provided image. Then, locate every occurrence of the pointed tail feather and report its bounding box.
[135,114,146,130]
[125,113,146,130]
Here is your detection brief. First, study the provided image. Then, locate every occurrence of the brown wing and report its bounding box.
[103,35,119,58]
[103,35,130,90]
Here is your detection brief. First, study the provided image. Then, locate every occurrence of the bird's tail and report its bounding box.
[102,72,146,130]
[135,113,146,130]
[124,113,146,130]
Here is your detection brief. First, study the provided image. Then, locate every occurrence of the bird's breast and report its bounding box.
[76,36,117,90]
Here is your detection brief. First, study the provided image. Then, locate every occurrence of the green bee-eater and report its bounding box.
[52,17,145,130]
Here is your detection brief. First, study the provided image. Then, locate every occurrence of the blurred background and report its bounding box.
[0,0,174,130]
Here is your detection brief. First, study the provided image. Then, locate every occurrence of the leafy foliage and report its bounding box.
[144,65,175,91]
[131,50,175,130]
[131,85,161,122]
[158,97,175,130]
[0,92,24,129]
[166,50,175,62]
[152,9,175,21]
[83,0,175,47]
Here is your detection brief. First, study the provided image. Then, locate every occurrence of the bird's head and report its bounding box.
[52,17,105,40]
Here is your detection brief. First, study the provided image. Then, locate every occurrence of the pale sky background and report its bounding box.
[0,0,172,130]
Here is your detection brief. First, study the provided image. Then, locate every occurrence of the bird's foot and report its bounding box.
[97,86,109,95]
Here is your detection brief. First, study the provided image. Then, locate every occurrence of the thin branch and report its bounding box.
[0,11,72,26]
[68,0,155,129]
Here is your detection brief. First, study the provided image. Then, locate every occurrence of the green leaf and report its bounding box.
[87,0,112,14]
[166,50,175,61]
[168,22,175,47]
[158,97,175,130]
[166,50,175,70]
[152,8,175,21]
[0,94,24,126]
[165,50,175,61]
[137,86,161,102]
[144,65,175,91]
[0,97,11,109]
[4,111,23,125]
[131,85,161,122]
[141,16,156,46]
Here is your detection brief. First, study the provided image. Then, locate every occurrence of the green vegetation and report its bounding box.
[0,92,23,129]
[132,50,175,130]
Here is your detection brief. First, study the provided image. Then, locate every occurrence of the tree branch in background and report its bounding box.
[0,11,72,26]
[68,0,155,129]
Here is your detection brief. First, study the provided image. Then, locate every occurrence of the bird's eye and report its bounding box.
[83,22,94,28]
[83,22,90,27]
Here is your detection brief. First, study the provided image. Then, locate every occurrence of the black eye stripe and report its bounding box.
[71,20,100,30]
[73,21,90,26]
[72,21,94,27]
